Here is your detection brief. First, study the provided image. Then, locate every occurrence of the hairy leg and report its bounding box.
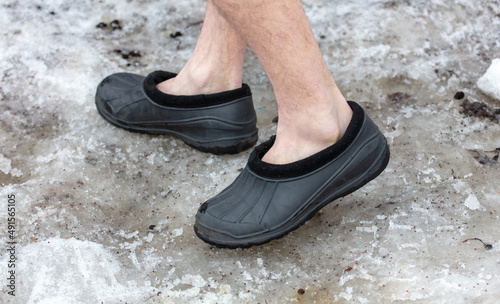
[211,0,353,164]
[157,0,247,95]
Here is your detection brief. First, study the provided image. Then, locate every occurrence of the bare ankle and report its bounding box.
[156,66,242,96]
[262,100,353,165]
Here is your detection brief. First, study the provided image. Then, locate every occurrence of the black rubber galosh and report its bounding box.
[194,101,390,248]
[95,71,258,155]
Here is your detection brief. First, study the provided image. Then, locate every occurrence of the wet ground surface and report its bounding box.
[1,0,500,303]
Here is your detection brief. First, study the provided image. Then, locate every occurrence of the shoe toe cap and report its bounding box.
[96,72,144,102]
[195,204,267,241]
[96,73,148,119]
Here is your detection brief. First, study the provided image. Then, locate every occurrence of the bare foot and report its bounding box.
[156,66,242,96]
[262,97,353,165]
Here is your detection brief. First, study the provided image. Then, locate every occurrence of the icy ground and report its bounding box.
[1,0,500,303]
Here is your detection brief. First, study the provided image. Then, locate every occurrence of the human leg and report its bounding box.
[210,0,353,164]
[194,0,390,247]
[157,0,247,95]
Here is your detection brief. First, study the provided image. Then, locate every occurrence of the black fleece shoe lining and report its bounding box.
[248,101,365,179]
[142,70,252,108]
